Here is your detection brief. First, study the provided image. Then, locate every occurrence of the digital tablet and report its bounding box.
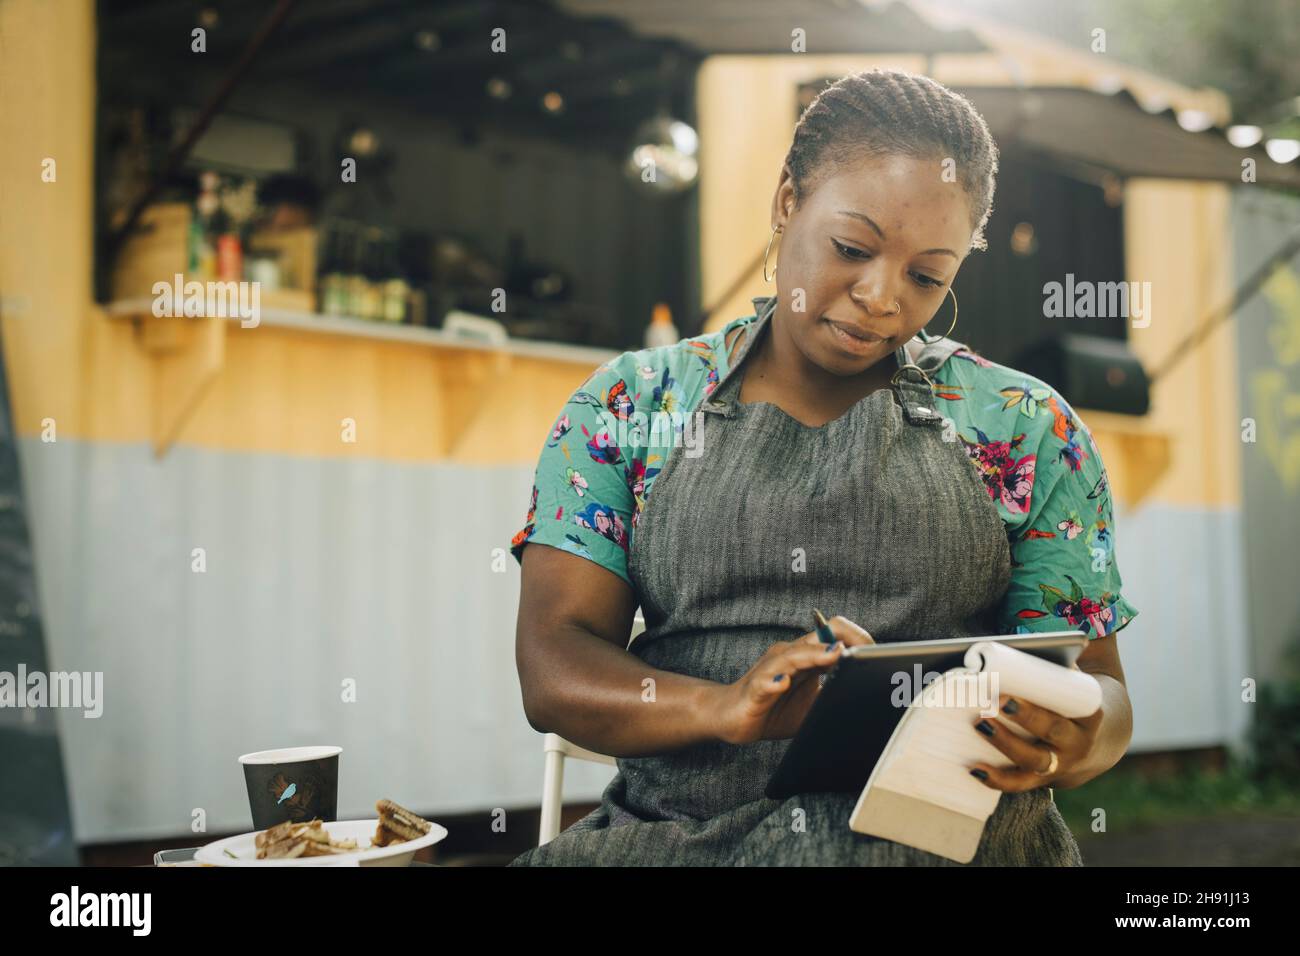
[764,630,1089,800]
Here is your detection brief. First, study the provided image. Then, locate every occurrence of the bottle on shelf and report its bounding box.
[216,230,242,283]
[216,176,256,282]
[380,233,409,323]
[318,221,348,316]
[189,171,220,281]
[345,223,371,319]
[644,302,679,348]
[358,227,385,321]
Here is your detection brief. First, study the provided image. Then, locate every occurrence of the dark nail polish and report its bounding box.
[773,674,784,682]
[970,768,989,781]
[975,720,995,737]
[1002,698,1019,714]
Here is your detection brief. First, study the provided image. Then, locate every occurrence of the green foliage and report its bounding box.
[963,0,1299,122]
[1054,757,1300,834]
[1054,630,1300,833]
[1246,634,1300,781]
[1096,0,1299,121]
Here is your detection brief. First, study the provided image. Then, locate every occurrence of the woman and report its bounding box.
[508,69,1138,866]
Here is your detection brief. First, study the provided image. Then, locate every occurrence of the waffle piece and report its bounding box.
[372,799,432,847]
[254,819,358,859]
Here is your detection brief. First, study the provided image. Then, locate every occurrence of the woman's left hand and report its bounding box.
[968,694,1103,791]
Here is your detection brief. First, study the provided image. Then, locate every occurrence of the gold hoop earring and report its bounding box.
[924,287,958,341]
[763,225,782,283]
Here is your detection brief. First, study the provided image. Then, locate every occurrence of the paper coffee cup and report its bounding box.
[238,745,341,830]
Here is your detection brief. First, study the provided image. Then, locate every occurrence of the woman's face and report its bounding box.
[770,152,975,377]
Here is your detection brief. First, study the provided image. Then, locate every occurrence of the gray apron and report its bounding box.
[511,295,1083,866]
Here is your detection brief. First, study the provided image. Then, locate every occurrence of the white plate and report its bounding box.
[194,818,448,867]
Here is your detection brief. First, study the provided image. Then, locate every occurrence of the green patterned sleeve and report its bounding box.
[993,393,1140,640]
[509,360,636,588]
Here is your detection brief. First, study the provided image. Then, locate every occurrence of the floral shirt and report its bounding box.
[510,312,1140,640]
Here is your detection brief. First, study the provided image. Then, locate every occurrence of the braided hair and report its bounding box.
[784,69,999,252]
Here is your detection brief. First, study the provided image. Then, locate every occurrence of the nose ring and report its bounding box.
[852,296,900,316]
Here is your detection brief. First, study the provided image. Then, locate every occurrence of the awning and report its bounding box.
[554,0,988,55]
[555,2,1297,188]
[957,86,1300,190]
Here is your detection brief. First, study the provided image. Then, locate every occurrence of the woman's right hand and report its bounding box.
[711,616,875,745]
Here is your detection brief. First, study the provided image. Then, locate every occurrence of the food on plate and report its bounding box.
[246,798,433,860]
[254,819,359,859]
[371,799,433,847]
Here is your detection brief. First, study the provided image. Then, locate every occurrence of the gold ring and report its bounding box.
[1034,749,1059,776]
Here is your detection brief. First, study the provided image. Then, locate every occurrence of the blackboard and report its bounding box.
[0,329,78,865]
